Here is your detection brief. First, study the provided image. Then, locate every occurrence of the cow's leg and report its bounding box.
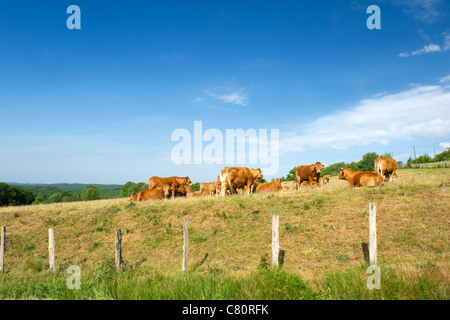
[247,182,253,195]
[220,182,227,197]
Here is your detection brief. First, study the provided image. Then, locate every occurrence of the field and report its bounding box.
[0,168,448,299]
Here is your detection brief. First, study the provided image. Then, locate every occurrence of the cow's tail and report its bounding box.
[374,159,380,174]
[219,167,228,196]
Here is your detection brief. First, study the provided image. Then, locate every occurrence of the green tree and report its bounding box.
[407,156,414,167]
[119,181,148,197]
[321,162,346,176]
[281,167,297,181]
[81,185,100,201]
[433,148,450,162]
[416,153,432,164]
[0,183,35,206]
[191,182,200,192]
[356,152,379,171]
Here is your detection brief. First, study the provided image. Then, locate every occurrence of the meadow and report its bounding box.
[0,168,448,300]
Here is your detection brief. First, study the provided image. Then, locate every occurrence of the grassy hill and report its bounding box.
[0,168,448,299]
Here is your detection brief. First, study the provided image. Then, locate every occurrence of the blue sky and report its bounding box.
[1,0,449,184]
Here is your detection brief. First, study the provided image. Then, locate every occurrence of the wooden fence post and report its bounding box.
[48,228,55,272]
[0,226,5,272]
[369,203,377,265]
[182,218,188,272]
[115,228,122,272]
[272,215,279,268]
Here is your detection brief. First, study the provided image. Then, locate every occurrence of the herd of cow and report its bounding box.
[129,156,398,201]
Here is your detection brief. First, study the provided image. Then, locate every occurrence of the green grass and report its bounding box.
[0,261,447,300]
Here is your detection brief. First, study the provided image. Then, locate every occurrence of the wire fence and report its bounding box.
[1,203,448,274]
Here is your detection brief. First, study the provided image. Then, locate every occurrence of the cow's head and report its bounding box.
[185,185,194,194]
[314,162,325,174]
[274,178,281,186]
[162,184,171,198]
[337,168,346,180]
[255,168,264,180]
[184,176,193,185]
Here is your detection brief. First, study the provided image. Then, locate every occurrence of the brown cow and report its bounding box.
[148,176,192,190]
[199,182,216,195]
[338,168,383,188]
[256,178,282,193]
[295,162,324,190]
[322,174,331,186]
[301,180,318,187]
[129,184,171,201]
[171,182,194,198]
[219,167,264,196]
[374,157,398,182]
[214,175,222,196]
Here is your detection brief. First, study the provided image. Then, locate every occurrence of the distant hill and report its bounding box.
[3,182,122,204]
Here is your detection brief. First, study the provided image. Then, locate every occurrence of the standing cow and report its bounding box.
[374,157,398,182]
[199,182,216,195]
[219,167,264,196]
[148,176,192,190]
[295,162,324,190]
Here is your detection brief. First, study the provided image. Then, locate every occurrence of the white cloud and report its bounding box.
[411,43,441,55]
[399,29,450,57]
[400,43,442,57]
[280,84,450,153]
[205,89,249,106]
[440,142,450,149]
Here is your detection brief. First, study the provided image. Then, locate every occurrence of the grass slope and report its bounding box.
[0,168,448,299]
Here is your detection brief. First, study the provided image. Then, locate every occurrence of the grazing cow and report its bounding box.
[256,178,282,193]
[148,176,192,190]
[295,162,325,190]
[374,157,398,182]
[322,174,331,186]
[199,182,216,195]
[129,184,171,201]
[219,167,264,196]
[338,168,383,188]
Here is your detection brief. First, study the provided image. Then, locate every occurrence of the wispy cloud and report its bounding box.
[280,82,450,153]
[393,0,444,23]
[399,30,450,57]
[205,88,249,106]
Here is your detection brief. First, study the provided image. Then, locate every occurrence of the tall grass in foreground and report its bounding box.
[0,259,447,300]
